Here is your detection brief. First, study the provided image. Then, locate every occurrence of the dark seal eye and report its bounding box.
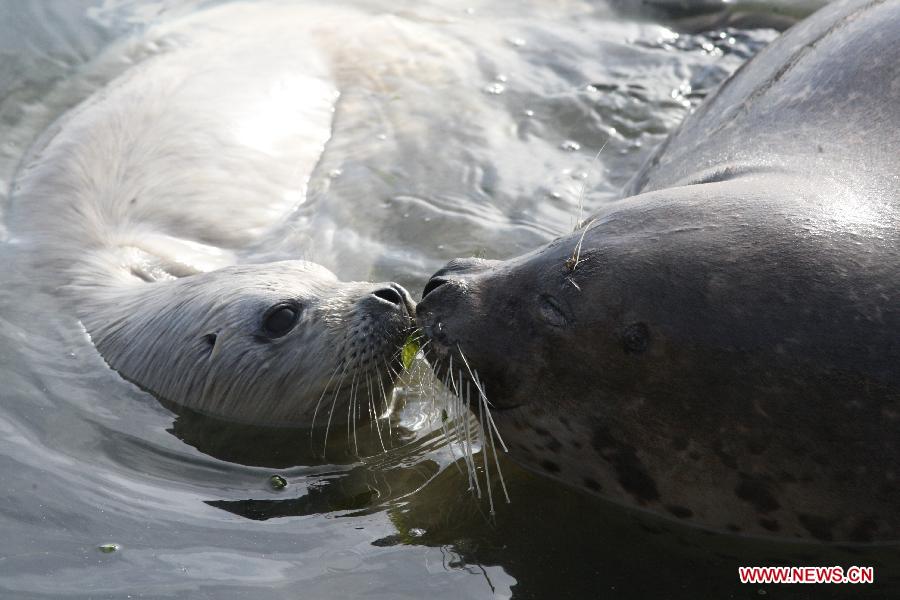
[263,303,300,337]
[538,294,569,328]
[621,322,651,354]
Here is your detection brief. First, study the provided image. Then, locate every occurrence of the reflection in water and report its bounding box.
[4,1,891,599]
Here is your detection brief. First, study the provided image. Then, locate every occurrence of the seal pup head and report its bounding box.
[79,260,415,426]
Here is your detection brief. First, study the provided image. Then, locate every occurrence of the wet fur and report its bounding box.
[9,4,413,426]
[418,0,900,541]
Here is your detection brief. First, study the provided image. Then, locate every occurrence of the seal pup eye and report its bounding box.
[262,302,301,337]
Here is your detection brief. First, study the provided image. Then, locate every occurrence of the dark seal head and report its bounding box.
[418,0,900,542]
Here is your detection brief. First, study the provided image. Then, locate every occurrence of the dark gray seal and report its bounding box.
[417,0,900,542]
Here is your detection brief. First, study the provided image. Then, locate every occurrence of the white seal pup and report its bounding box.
[7,4,431,425]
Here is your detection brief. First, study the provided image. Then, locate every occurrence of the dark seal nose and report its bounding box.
[431,257,497,279]
[372,284,416,315]
[421,276,450,300]
[421,257,498,301]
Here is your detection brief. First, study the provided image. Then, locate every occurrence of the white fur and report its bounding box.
[8,3,434,424]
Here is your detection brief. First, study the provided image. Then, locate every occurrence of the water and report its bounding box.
[2,1,895,598]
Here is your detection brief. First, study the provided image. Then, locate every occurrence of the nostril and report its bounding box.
[422,277,449,299]
[373,286,404,306]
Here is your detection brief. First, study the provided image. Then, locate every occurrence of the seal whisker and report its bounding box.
[455,348,510,507]
[574,140,609,232]
[459,376,479,496]
[378,358,394,441]
[434,359,467,479]
[346,373,361,456]
[464,380,481,495]
[479,377,510,504]
[473,369,494,514]
[366,375,388,454]
[460,375,475,492]
[365,374,376,433]
[565,217,597,272]
[427,355,440,417]
[311,358,347,450]
[443,359,481,497]
[322,359,353,456]
[457,347,509,453]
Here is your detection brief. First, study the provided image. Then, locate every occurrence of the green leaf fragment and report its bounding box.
[269,475,287,490]
[401,334,420,370]
[98,543,120,554]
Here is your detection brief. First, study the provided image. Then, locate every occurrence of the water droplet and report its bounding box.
[483,82,505,95]
[506,37,526,48]
[560,140,581,151]
[376,133,387,141]
[409,528,426,537]
[494,74,508,83]
[328,169,342,179]
[548,191,563,200]
[523,109,534,117]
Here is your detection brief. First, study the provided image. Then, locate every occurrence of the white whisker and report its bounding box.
[322,359,352,456]
[475,369,494,514]
[575,140,609,231]
[310,358,346,450]
[480,378,510,504]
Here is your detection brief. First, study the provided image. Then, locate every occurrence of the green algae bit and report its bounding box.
[269,475,287,490]
[401,333,420,370]
[98,543,120,554]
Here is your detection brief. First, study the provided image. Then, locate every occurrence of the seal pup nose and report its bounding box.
[373,286,403,305]
[372,284,416,316]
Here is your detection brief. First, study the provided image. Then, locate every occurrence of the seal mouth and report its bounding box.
[416,309,442,342]
[415,317,523,413]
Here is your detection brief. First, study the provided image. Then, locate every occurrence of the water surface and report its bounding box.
[2,1,895,598]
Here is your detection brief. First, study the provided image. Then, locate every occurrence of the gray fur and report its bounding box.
[418,0,900,541]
